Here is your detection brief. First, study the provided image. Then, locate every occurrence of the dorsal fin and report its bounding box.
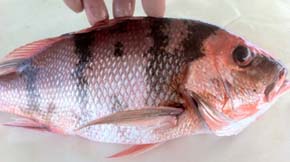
[5,37,64,59]
[71,17,144,34]
[0,36,65,76]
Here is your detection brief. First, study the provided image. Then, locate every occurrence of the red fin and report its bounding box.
[108,143,162,158]
[0,36,65,76]
[73,17,145,34]
[5,37,64,59]
[2,118,49,132]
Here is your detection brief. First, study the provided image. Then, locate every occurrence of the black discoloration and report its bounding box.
[21,59,41,111]
[148,18,170,53]
[108,21,129,34]
[181,21,219,60]
[111,95,126,112]
[74,32,95,65]
[144,18,219,105]
[44,103,56,123]
[61,32,72,37]
[146,18,170,74]
[114,41,124,57]
[145,18,171,103]
[72,32,95,108]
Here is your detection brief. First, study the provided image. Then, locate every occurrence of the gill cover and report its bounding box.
[195,29,288,136]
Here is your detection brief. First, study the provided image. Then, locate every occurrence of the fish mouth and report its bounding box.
[276,79,290,97]
[264,68,290,102]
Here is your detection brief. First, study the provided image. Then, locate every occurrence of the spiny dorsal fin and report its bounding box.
[0,36,65,76]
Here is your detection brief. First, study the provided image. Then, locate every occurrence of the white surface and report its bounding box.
[0,0,290,162]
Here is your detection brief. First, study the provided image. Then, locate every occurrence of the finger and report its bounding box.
[113,0,135,18]
[83,0,109,25]
[63,0,84,13]
[142,0,166,17]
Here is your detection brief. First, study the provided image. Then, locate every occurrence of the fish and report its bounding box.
[0,16,289,158]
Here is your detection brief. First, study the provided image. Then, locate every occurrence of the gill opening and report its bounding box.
[212,56,235,113]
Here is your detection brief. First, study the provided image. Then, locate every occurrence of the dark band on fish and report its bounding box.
[144,18,179,105]
[146,18,170,87]
[21,59,41,111]
[181,21,219,60]
[72,32,95,109]
[113,41,124,57]
[144,18,219,105]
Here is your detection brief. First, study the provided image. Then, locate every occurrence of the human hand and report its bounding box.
[63,0,166,25]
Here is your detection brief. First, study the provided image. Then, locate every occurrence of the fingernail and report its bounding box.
[142,0,166,17]
[113,0,135,18]
[63,0,84,13]
[83,0,109,25]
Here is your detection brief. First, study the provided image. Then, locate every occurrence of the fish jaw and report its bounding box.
[279,80,290,95]
[264,67,290,102]
[270,79,290,101]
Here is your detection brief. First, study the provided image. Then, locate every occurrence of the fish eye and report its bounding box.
[232,45,254,67]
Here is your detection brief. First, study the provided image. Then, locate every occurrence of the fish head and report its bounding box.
[185,29,290,135]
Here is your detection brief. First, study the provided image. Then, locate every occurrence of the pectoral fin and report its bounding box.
[76,106,183,130]
[108,143,162,158]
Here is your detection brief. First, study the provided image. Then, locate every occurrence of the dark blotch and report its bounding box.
[146,18,170,77]
[182,21,219,60]
[145,18,171,102]
[74,32,95,65]
[72,32,95,107]
[114,41,124,57]
[144,18,219,105]
[108,21,128,34]
[22,59,41,111]
[111,95,127,112]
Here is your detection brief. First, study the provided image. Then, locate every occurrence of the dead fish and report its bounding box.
[0,17,289,158]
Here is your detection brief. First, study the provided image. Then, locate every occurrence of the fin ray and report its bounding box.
[76,106,183,130]
[2,118,49,132]
[108,143,162,158]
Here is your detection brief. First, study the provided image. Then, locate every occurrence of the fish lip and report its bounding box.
[276,79,290,97]
[265,68,290,102]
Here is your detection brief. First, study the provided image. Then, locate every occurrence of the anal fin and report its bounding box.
[108,143,162,158]
[2,118,49,132]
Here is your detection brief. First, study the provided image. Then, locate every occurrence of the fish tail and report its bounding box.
[0,35,67,114]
